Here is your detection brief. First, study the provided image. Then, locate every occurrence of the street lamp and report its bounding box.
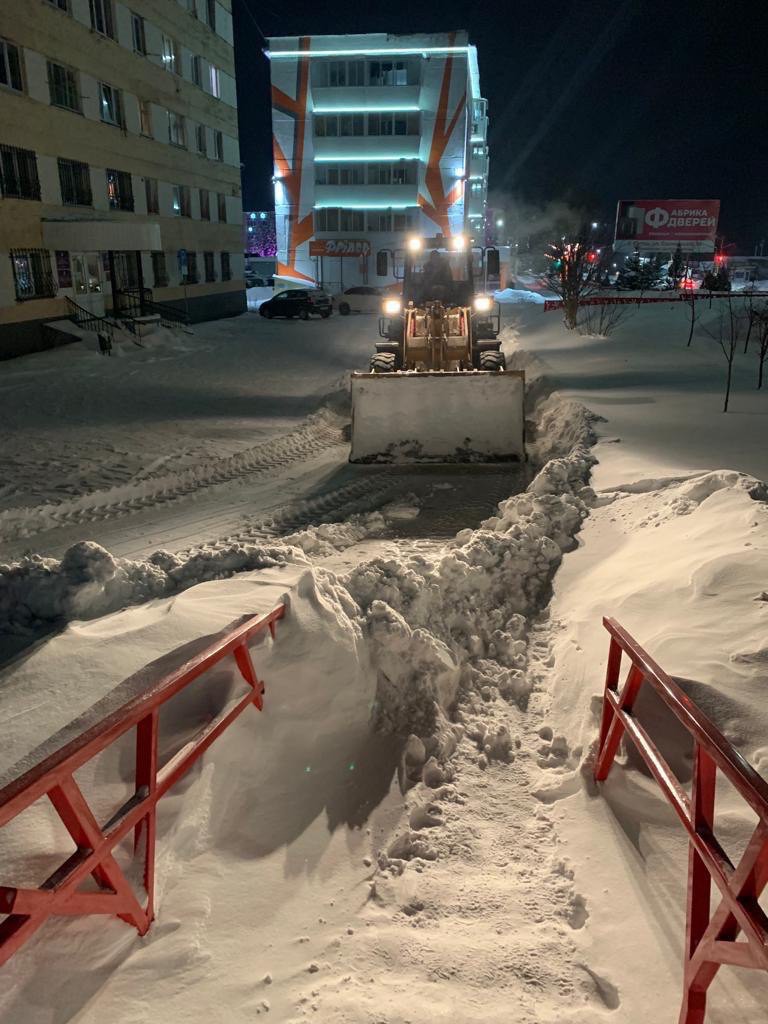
[496,218,504,228]
[591,221,599,230]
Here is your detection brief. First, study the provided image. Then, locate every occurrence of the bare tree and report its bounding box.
[701,297,746,412]
[752,306,768,390]
[578,300,636,338]
[684,277,700,348]
[544,238,600,330]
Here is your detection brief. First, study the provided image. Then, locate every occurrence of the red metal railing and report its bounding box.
[0,604,285,967]
[594,617,768,1024]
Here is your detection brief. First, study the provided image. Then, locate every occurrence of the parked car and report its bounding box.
[245,273,274,288]
[259,288,332,319]
[335,285,386,315]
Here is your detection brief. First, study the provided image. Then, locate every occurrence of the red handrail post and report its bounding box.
[594,618,768,1024]
[135,709,159,923]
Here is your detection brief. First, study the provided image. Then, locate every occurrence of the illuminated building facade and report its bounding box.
[266,32,489,291]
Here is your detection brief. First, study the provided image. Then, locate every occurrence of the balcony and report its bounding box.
[311,86,421,111]
[314,184,419,207]
[313,136,421,161]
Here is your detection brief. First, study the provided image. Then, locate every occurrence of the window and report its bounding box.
[186,251,198,283]
[45,0,70,9]
[10,249,56,300]
[0,38,23,93]
[168,109,186,147]
[151,251,168,287]
[161,36,179,74]
[195,123,207,155]
[366,112,419,136]
[312,59,365,88]
[55,251,72,288]
[213,130,224,161]
[145,176,158,214]
[100,82,124,127]
[139,99,152,136]
[172,184,191,217]
[205,0,216,30]
[191,55,202,87]
[220,252,231,281]
[186,0,197,16]
[106,168,133,211]
[89,0,115,38]
[209,65,220,98]
[367,210,390,232]
[217,192,226,222]
[369,60,411,86]
[0,145,40,200]
[131,13,146,54]
[199,188,210,220]
[204,251,215,282]
[58,158,92,205]
[47,61,80,112]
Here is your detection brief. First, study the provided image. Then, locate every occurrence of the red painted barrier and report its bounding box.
[543,292,768,312]
[0,605,284,967]
[594,618,768,1024]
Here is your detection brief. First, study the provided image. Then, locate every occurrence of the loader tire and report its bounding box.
[339,302,351,316]
[479,350,506,371]
[370,352,396,373]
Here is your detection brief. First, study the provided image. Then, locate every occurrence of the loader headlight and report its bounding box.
[406,237,423,252]
[473,295,492,313]
[383,298,402,316]
[451,234,466,251]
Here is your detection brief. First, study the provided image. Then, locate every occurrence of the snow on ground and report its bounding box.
[2,293,768,1022]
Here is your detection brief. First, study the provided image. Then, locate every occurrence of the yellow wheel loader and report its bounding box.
[349,235,525,463]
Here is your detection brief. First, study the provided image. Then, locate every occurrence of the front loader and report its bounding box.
[349,235,525,463]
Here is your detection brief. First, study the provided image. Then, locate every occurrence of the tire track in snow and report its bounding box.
[0,411,346,545]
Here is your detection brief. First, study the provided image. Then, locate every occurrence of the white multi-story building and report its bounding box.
[267,31,490,291]
[0,0,245,359]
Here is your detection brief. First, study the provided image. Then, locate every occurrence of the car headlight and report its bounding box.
[383,298,402,316]
[473,295,492,313]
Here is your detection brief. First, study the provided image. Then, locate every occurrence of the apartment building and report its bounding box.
[267,31,490,291]
[0,0,245,359]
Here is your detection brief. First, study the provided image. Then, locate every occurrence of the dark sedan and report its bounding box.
[259,288,332,319]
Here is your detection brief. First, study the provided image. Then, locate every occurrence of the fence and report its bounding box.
[543,292,768,312]
[0,604,284,967]
[594,617,768,1024]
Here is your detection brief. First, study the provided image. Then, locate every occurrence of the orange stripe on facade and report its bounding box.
[419,33,467,237]
[271,37,314,282]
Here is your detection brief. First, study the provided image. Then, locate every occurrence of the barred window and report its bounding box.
[100,83,124,127]
[204,251,215,282]
[217,192,226,222]
[10,249,56,301]
[213,130,224,161]
[199,188,210,220]
[220,252,231,281]
[0,145,40,200]
[0,38,23,93]
[195,124,207,156]
[58,158,91,205]
[151,251,168,287]
[89,0,115,38]
[106,168,133,211]
[186,251,198,284]
[48,61,80,112]
[145,176,158,214]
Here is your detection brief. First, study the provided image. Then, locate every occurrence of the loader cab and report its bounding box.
[403,242,475,307]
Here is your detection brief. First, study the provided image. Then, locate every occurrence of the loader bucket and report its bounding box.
[349,370,526,463]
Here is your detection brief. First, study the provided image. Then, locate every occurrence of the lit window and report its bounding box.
[11,249,56,300]
[209,65,220,98]
[167,110,186,147]
[100,82,124,127]
[106,168,133,211]
[139,98,152,136]
[161,36,179,74]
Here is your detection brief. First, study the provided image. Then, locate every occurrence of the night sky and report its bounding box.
[233,0,767,251]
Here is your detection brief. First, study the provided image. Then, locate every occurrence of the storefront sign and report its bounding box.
[309,239,371,257]
[614,200,720,253]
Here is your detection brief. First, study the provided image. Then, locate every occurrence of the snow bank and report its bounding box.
[494,287,546,305]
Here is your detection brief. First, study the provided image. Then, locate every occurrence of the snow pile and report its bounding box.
[0,539,307,635]
[494,287,546,305]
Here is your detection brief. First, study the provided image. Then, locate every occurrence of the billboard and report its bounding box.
[309,239,371,258]
[614,199,720,254]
